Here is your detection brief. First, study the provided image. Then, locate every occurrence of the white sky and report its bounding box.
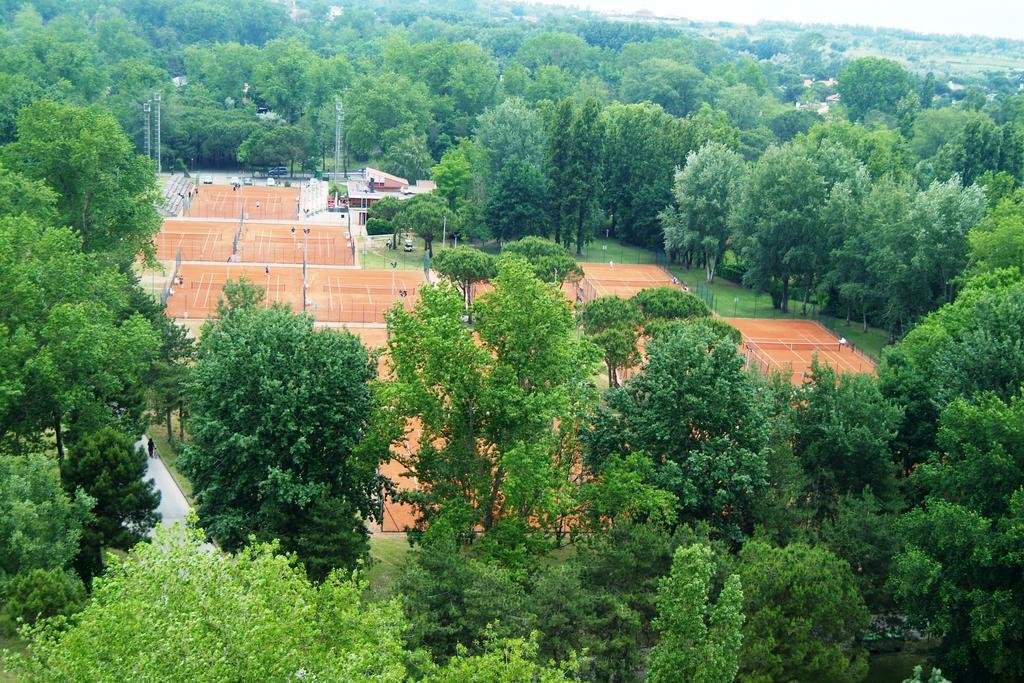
[531,0,1024,41]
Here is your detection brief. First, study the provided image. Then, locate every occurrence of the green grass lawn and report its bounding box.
[365,536,415,600]
[358,234,430,271]
[148,417,193,503]
[575,237,660,264]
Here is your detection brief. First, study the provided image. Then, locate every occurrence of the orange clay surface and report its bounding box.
[164,264,425,324]
[185,185,301,221]
[236,223,355,266]
[580,262,675,299]
[724,317,876,385]
[156,219,237,261]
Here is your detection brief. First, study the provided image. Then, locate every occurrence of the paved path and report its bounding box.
[136,436,192,527]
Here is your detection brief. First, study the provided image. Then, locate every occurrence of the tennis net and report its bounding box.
[744,339,844,352]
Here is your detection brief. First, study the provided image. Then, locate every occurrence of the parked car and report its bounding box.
[202,175,214,184]
[403,237,414,252]
[242,177,253,186]
[266,177,276,187]
[229,176,241,187]
[268,166,288,177]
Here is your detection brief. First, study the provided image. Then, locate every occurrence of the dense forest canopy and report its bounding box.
[2,0,1024,681]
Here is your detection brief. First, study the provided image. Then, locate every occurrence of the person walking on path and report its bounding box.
[147,436,155,459]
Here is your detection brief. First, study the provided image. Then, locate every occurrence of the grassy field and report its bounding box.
[365,536,415,600]
[358,233,429,271]
[575,237,660,264]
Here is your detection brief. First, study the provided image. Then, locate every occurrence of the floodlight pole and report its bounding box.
[153,92,162,176]
[144,100,151,160]
[334,98,344,183]
[303,228,310,312]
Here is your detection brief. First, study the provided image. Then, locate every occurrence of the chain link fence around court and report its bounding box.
[304,299,415,324]
[235,236,353,266]
[160,249,183,307]
[692,281,881,361]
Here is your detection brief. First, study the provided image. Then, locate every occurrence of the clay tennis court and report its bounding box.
[186,185,301,221]
[236,223,355,266]
[580,263,675,299]
[724,318,876,385]
[163,264,424,324]
[156,219,237,261]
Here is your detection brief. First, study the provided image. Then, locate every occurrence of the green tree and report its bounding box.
[818,489,900,611]
[374,259,600,564]
[662,142,745,282]
[546,99,577,247]
[2,100,161,265]
[475,97,547,180]
[793,360,902,515]
[631,286,711,331]
[737,540,870,683]
[431,141,476,209]
[620,58,705,117]
[427,634,575,683]
[910,176,987,308]
[398,537,529,660]
[485,157,548,241]
[252,38,312,123]
[364,194,404,244]
[431,246,497,311]
[579,296,643,388]
[566,98,604,254]
[0,455,92,587]
[60,427,160,579]
[573,520,675,679]
[0,567,85,636]
[838,57,914,121]
[383,133,434,182]
[602,102,692,248]
[183,42,260,104]
[934,114,1003,185]
[803,121,911,181]
[182,296,378,578]
[0,161,57,222]
[893,391,1024,681]
[0,216,158,459]
[597,324,769,539]
[345,74,432,158]
[733,143,825,312]
[396,192,451,258]
[7,526,410,681]
[237,124,309,174]
[649,544,744,683]
[142,306,195,444]
[969,193,1024,272]
[501,236,583,283]
[880,269,1024,466]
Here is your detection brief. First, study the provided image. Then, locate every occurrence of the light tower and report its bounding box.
[143,101,151,160]
[154,92,162,176]
[334,97,344,182]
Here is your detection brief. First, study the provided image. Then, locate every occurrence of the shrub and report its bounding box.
[0,568,86,636]
[633,286,710,321]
